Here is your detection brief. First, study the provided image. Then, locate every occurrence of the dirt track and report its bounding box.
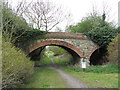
[44,65,87,88]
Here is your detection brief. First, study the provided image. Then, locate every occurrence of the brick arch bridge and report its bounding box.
[27,32,99,65]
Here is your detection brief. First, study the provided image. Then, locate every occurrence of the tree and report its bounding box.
[66,2,114,34]
[2,2,32,42]
[16,0,70,31]
[66,13,108,34]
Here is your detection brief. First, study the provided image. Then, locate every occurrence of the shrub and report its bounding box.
[2,40,34,88]
[107,34,119,65]
[86,26,119,47]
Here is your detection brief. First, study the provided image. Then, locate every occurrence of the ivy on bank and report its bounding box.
[86,26,119,48]
[13,29,48,51]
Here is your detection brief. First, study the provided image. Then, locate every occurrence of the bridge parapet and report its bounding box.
[44,32,87,39]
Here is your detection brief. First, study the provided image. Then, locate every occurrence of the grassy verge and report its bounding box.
[20,68,68,88]
[62,64,118,88]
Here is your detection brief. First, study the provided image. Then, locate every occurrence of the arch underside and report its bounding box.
[28,40,84,57]
[89,47,108,65]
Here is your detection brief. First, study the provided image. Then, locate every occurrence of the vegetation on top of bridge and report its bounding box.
[13,29,48,50]
[67,13,120,48]
[3,2,48,50]
[86,25,119,47]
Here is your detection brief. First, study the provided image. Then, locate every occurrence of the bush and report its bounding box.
[107,34,119,65]
[2,40,34,88]
[86,26,119,47]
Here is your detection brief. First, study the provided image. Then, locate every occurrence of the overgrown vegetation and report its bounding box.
[13,30,47,51]
[3,3,47,51]
[2,39,34,88]
[67,13,119,47]
[107,34,119,65]
[2,3,36,88]
[86,25,119,47]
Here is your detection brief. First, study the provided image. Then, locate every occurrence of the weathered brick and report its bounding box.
[27,32,99,60]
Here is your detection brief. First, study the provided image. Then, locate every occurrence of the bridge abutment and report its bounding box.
[78,57,90,67]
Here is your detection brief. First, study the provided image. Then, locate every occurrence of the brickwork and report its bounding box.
[29,40,84,57]
[27,32,99,61]
[44,32,87,39]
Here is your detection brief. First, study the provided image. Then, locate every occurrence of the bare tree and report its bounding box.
[15,0,33,17]
[2,1,31,43]
[16,0,71,31]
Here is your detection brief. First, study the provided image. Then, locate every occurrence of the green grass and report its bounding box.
[62,64,118,74]
[62,64,118,88]
[35,54,72,66]
[20,68,68,88]
[52,56,71,66]
[35,55,52,66]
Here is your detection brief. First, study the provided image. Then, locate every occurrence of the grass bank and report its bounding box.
[21,68,68,88]
[62,64,118,88]
[3,40,34,88]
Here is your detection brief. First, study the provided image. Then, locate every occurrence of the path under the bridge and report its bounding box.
[45,55,87,88]
[47,65,87,88]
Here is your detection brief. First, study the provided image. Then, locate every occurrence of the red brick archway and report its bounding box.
[88,47,100,57]
[28,40,84,57]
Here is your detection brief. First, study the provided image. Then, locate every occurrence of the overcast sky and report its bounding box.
[9,0,119,31]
